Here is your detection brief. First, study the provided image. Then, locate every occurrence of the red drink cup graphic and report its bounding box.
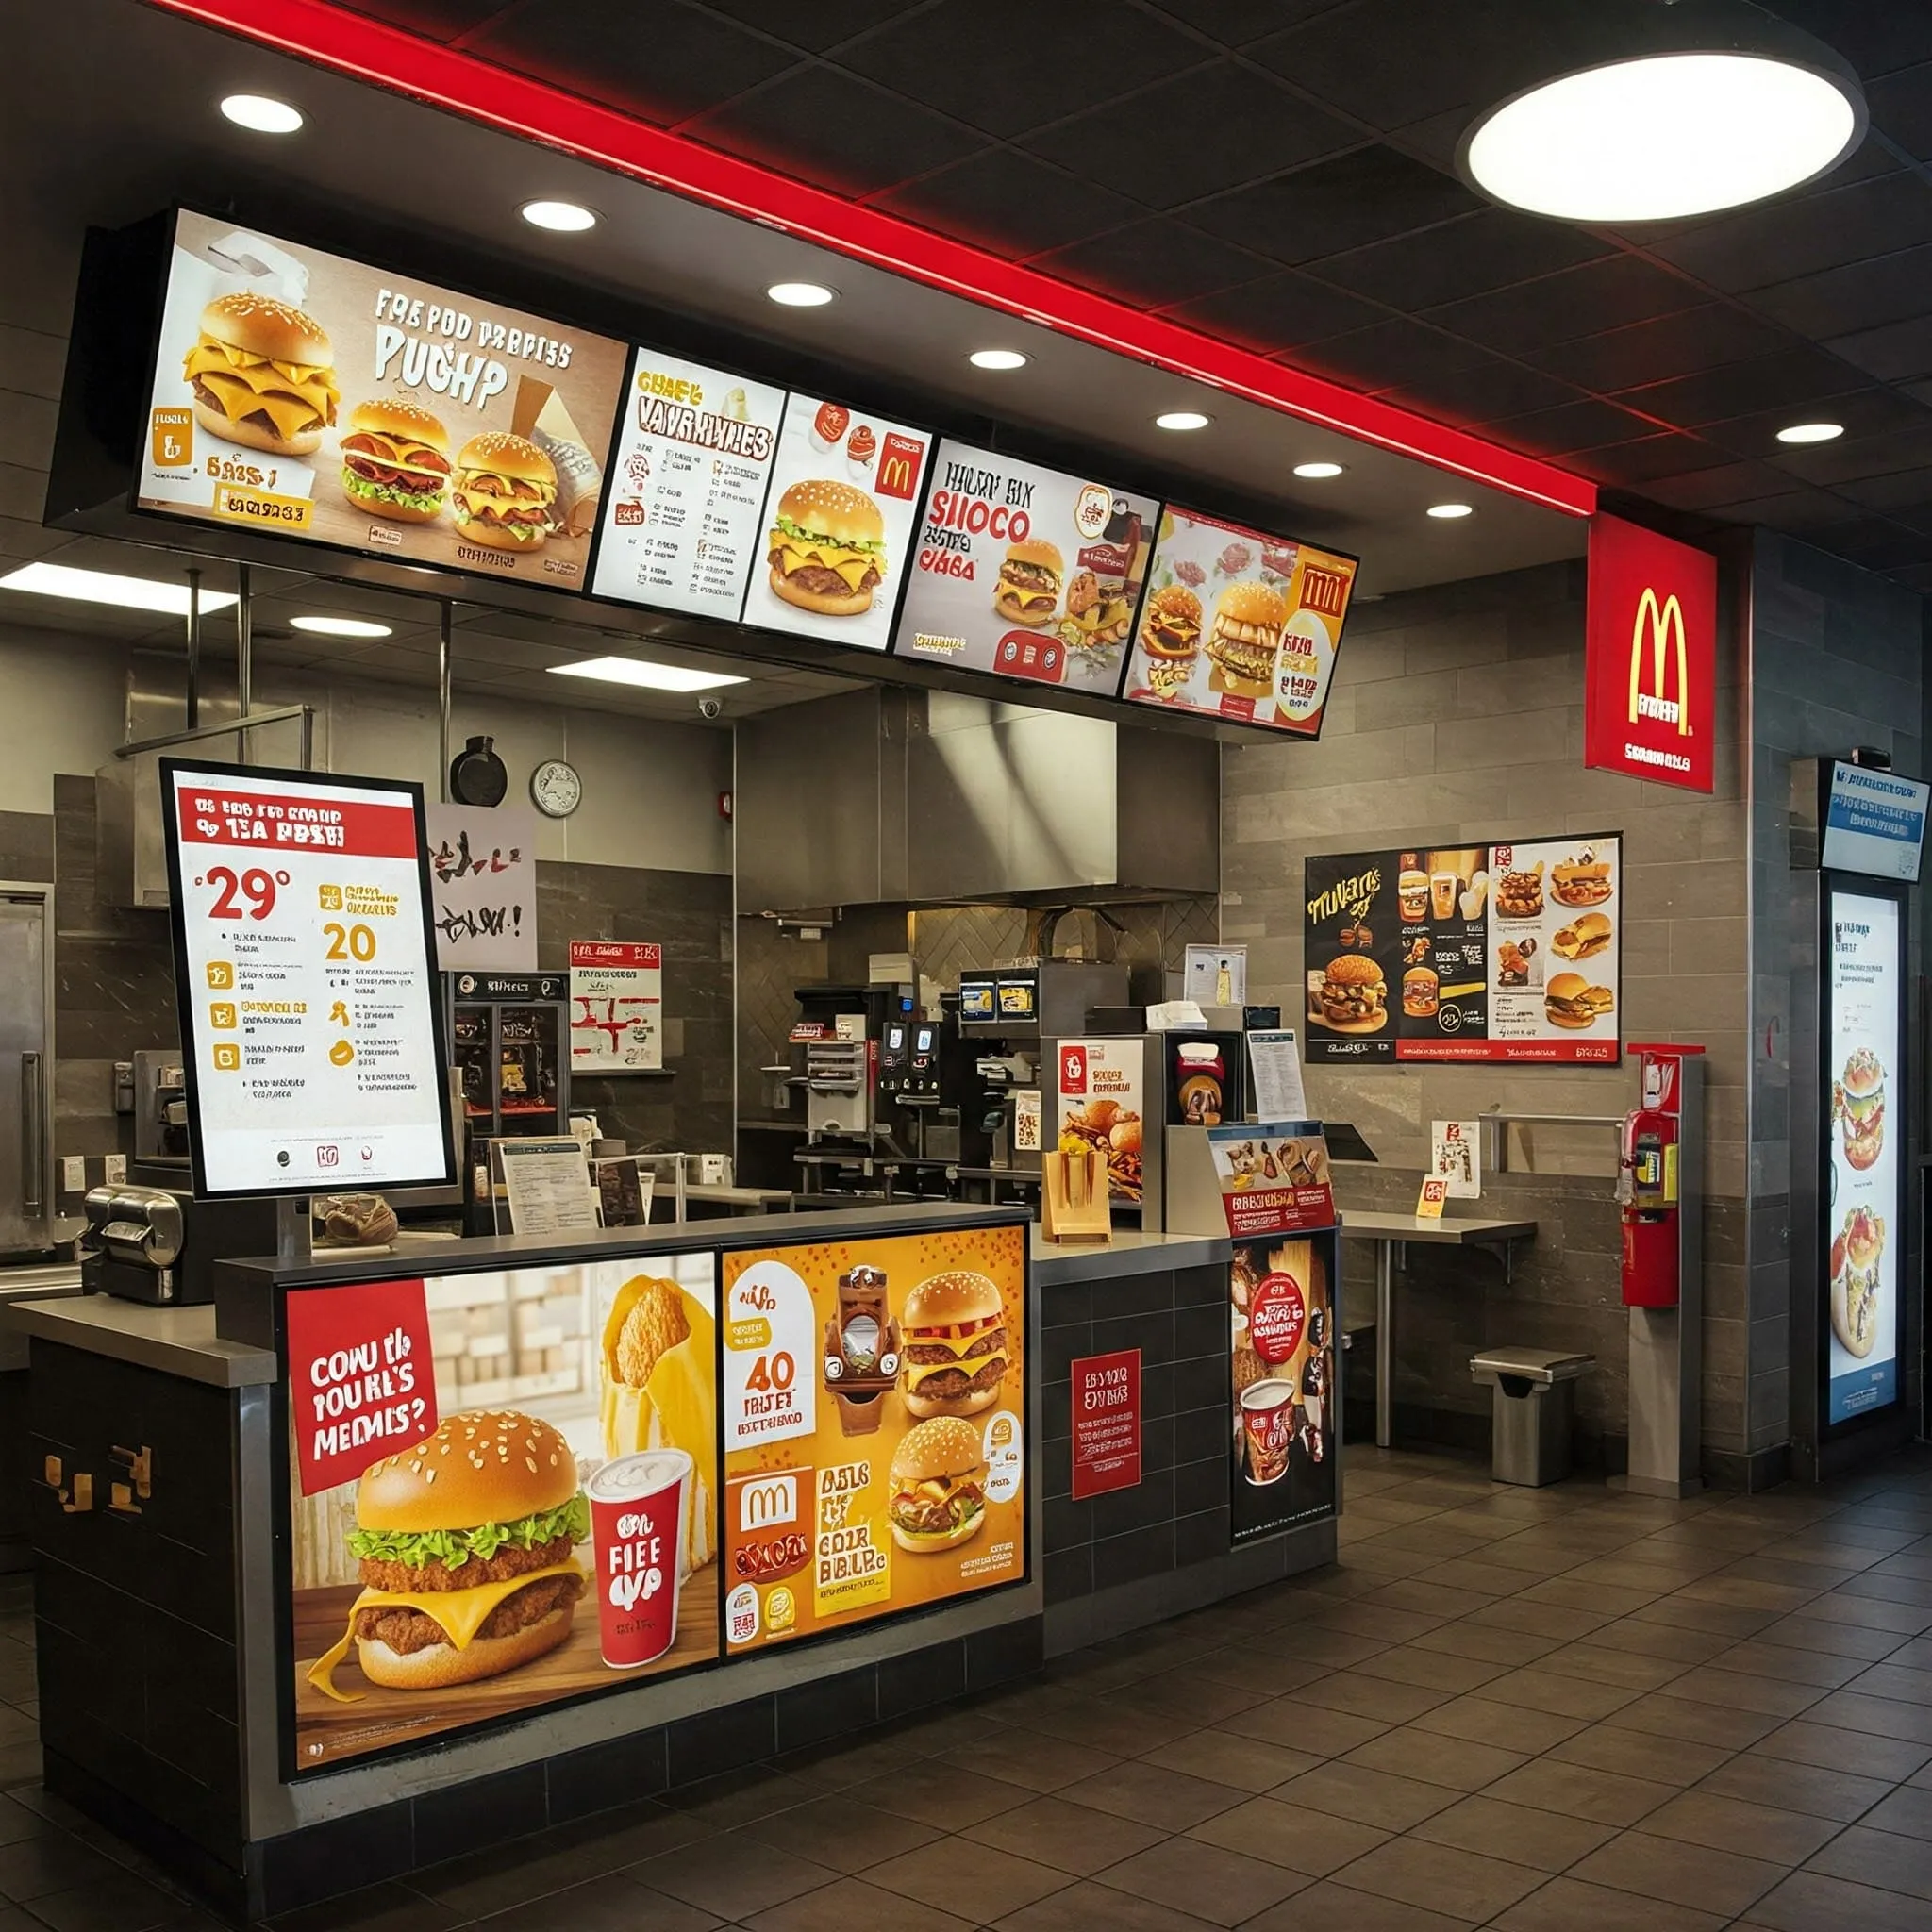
[589,1449,691,1670]
[1240,1379,1295,1486]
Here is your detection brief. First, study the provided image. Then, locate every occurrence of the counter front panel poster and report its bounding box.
[288,1254,721,1771]
[742,394,932,652]
[591,350,786,620]
[1825,887,1902,1425]
[1231,1232,1337,1541]
[138,210,628,588]
[892,440,1156,694]
[1122,508,1357,735]
[1304,834,1622,1064]
[161,760,454,1196]
[720,1224,1026,1656]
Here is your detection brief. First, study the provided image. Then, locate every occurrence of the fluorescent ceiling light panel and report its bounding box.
[549,656,747,692]
[0,562,239,615]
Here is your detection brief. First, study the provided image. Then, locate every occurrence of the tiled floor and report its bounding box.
[12,1446,1932,1927]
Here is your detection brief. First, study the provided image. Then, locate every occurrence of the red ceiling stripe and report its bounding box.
[149,0,1596,518]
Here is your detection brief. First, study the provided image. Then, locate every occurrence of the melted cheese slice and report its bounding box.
[905,1324,1005,1398]
[306,1560,584,1704]
[770,537,878,594]
[601,1287,717,1574]
[342,432,449,475]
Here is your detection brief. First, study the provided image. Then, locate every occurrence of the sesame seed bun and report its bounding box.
[775,477,884,548]
[1215,581,1288,629]
[1324,955,1385,990]
[344,396,450,455]
[455,432,556,489]
[889,1415,985,1486]
[357,1410,577,1534]
[1004,539,1063,574]
[197,291,331,369]
[355,1604,575,1691]
[902,1270,1004,1333]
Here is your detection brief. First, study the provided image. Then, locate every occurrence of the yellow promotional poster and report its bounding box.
[288,1255,718,1771]
[720,1224,1027,1655]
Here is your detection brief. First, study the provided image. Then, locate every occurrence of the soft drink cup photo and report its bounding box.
[588,1448,692,1669]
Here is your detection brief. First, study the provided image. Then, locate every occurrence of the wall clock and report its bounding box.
[530,758,583,819]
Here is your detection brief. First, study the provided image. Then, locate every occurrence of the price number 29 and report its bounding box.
[203,866,283,920]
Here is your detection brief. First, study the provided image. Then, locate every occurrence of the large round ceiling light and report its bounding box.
[1464,51,1863,223]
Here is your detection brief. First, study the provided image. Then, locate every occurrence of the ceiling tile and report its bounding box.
[1762,2,1932,77]
[1033,218,1274,307]
[1425,255,1702,354]
[685,0,916,53]
[1529,305,1791,391]
[1866,61,1932,158]
[833,0,1208,139]
[1833,471,1932,512]
[1020,61,1359,211]
[1796,517,1932,570]
[1188,143,1481,265]
[1747,240,1932,341]
[467,0,795,124]
[341,0,520,39]
[1481,397,1664,456]
[1139,0,1344,47]
[1160,271,1384,352]
[872,148,1141,257]
[1572,433,1718,486]
[1709,488,1853,531]
[1610,349,1879,429]
[1289,316,1496,388]
[1638,460,1807,512]
[1374,357,1581,425]
[686,65,984,195]
[1314,208,1609,308]
[1699,390,1932,461]
[1769,420,1932,485]
[1824,313,1932,384]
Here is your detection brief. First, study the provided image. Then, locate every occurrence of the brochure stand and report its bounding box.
[1041,1148,1111,1244]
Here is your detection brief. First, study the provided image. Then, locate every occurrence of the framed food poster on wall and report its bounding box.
[1303,834,1623,1064]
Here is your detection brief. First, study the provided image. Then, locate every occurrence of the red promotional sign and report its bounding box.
[569,941,662,970]
[1584,514,1718,794]
[285,1279,437,1495]
[173,782,421,858]
[1071,1350,1141,1500]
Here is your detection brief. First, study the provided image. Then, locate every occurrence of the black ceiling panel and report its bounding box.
[835,0,1207,140]
[1640,460,1807,513]
[1141,0,1350,48]
[684,0,917,52]
[686,65,983,195]
[1034,218,1275,308]
[1374,356,1580,425]
[1824,314,1932,385]
[467,0,794,124]
[1292,317,1497,389]
[1797,518,1932,571]
[1529,306,1792,391]
[1425,256,1700,357]
[872,149,1141,258]
[1770,421,1932,487]
[1647,169,1932,295]
[1609,349,1881,430]
[1314,208,1609,309]
[1749,241,1932,341]
[1833,470,1932,512]
[1866,62,1932,159]
[341,0,518,39]
[1161,271,1385,352]
[1700,391,1932,462]
[1187,144,1480,266]
[1020,61,1359,212]
[1481,398,1664,457]
[1762,2,1932,77]
[1572,434,1714,487]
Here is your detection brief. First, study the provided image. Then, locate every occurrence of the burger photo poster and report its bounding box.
[1825,888,1901,1424]
[286,1256,720,1772]
[742,394,931,652]
[1483,835,1622,1062]
[1303,852,1398,1063]
[719,1224,1026,1657]
[891,439,1157,692]
[1122,508,1358,733]
[138,210,630,588]
[590,349,786,622]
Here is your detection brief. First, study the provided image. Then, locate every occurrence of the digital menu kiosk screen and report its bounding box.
[1122,508,1357,735]
[892,440,1156,694]
[721,1224,1027,1655]
[137,210,630,590]
[1824,886,1902,1424]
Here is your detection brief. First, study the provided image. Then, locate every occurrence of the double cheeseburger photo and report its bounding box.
[900,1270,1008,1421]
[766,478,889,617]
[1206,582,1290,702]
[993,541,1065,628]
[310,1409,588,1701]
[184,291,340,456]
[1313,954,1389,1035]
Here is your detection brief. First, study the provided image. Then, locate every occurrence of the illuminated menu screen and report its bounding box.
[1121,508,1357,736]
[136,210,630,591]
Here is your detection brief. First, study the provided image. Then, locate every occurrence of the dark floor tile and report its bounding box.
[1489,1874,1728,1931]
[1752,1719,1932,1781]
[974,1797,1165,1876]
[990,1878,1224,1930]
[19,1874,189,1932]
[1328,1835,1547,1921]
[1274,1762,1457,1832]
[1407,1623,1563,1666]
[1340,1727,1527,1793]
[1546,1722,1734,1787]
[1860,1782,1932,1840]
[1186,1796,1389,1876]
[486,1874,721,1932]
[1216,1699,1389,1759]
[737,1797,940,1874]
[1091,1835,1307,1926]
[1756,1615,1907,1662]
[936,1731,1117,1795]
[1056,1760,1244,1831]
[1599,1694,1784,1750]
[1567,1828,1785,1916]
[1639,1789,1840,1864]
[1482,1758,1676,1827]
[849,1760,1026,1829]
[1696,1750,1890,1823]
[1350,1646,1511,1695]
[1409,1790,1618,1871]
[1804,1822,1932,1899]
[1410,1694,1589,1754]
[1475,1666,1640,1721]
[1748,1866,1932,1931]
[866,1839,1068,1921]
[1295,1673,1451,1725]
[1240,1875,1472,1930]
[740,1874,972,1931]
[1137,1731,1320,1793]
[626,1836,835,1920]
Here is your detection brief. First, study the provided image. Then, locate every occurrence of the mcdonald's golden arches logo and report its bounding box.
[1628,586,1690,737]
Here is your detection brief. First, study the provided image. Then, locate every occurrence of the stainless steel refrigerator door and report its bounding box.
[0,890,52,1253]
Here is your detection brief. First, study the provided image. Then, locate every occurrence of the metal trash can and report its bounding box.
[1469,1346,1595,1486]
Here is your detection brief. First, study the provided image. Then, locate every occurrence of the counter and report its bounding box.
[13,1208,1330,1919]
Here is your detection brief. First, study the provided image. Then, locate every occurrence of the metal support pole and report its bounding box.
[235,563,252,761]
[185,566,202,729]
[438,600,454,802]
[1375,1240,1394,1450]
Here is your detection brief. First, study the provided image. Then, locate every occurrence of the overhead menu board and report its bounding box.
[1304,833,1623,1064]
[160,759,455,1196]
[741,394,932,652]
[892,441,1156,693]
[1122,508,1357,734]
[591,351,786,620]
[136,210,629,589]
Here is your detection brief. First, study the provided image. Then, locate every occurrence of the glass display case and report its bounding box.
[447,973,572,1229]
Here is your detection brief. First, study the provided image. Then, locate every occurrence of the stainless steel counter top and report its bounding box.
[5,1294,279,1388]
[1029,1227,1231,1284]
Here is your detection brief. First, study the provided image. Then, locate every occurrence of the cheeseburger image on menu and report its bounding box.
[766,478,889,616]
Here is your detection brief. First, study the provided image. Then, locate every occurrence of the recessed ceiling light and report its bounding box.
[291,615,393,639]
[1776,421,1844,444]
[1426,503,1474,520]
[767,281,836,308]
[521,200,596,233]
[549,657,748,693]
[220,93,303,134]
[0,561,239,616]
[1294,461,1345,479]
[1463,48,1862,223]
[969,349,1028,371]
[1156,410,1211,431]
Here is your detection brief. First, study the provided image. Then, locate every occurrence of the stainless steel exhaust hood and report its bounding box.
[735,688,1218,912]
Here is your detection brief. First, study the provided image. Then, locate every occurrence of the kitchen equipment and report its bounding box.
[79,1185,278,1306]
[0,887,54,1256]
